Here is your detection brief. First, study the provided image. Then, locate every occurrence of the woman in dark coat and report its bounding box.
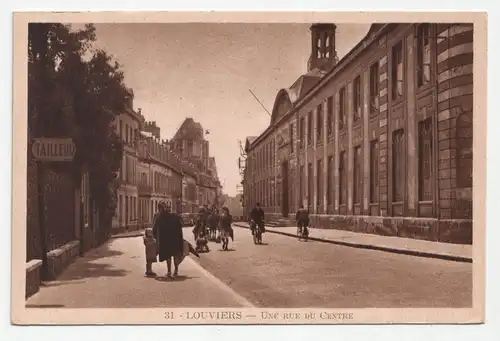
[153,202,184,277]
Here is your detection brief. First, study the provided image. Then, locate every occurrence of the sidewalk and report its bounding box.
[111,228,146,239]
[233,222,472,263]
[25,235,253,308]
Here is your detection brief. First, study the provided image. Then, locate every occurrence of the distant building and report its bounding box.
[180,160,199,213]
[171,118,222,207]
[243,23,473,244]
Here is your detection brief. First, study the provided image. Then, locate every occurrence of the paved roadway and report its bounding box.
[26,226,472,308]
[186,226,472,308]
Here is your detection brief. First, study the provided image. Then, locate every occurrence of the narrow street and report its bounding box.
[26,226,472,309]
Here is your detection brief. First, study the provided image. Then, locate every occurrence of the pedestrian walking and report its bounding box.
[153,202,184,278]
[219,206,234,251]
[143,227,157,277]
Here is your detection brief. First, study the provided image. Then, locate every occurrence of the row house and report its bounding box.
[137,133,184,228]
[113,90,144,231]
[244,23,473,245]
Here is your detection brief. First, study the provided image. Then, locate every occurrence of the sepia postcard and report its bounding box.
[12,11,487,325]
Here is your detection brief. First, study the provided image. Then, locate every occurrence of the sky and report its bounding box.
[81,23,370,196]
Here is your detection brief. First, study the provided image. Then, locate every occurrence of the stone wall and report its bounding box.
[45,240,81,281]
[307,214,471,244]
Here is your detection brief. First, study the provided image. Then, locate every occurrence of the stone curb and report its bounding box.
[233,223,472,263]
[110,230,145,239]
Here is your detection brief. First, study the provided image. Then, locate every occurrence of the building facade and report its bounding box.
[181,161,198,213]
[113,110,222,229]
[137,130,184,224]
[244,23,473,244]
[112,90,143,231]
[171,118,222,208]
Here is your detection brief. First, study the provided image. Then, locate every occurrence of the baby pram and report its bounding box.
[194,227,210,253]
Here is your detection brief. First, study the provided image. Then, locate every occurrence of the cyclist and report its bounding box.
[249,202,265,235]
[295,204,310,238]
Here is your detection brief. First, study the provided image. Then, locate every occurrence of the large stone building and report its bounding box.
[170,118,222,207]
[243,23,473,244]
[113,111,223,231]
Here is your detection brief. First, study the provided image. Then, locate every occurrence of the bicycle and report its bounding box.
[250,220,263,244]
[297,223,309,241]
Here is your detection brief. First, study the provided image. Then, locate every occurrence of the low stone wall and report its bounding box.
[25,259,43,298]
[45,240,81,281]
[307,215,472,245]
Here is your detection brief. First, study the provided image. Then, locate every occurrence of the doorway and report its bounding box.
[281,161,289,217]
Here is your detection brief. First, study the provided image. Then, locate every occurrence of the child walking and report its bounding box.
[143,228,157,277]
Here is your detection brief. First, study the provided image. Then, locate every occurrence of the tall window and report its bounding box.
[299,165,304,205]
[316,104,323,144]
[308,162,313,207]
[272,139,275,166]
[327,156,334,206]
[392,129,405,202]
[118,195,122,222]
[353,146,362,205]
[327,96,334,135]
[370,140,379,203]
[316,159,323,209]
[289,124,294,153]
[392,41,404,100]
[353,75,361,122]
[456,112,473,188]
[417,24,432,87]
[307,111,313,146]
[339,151,346,205]
[264,144,268,170]
[299,117,305,149]
[418,119,433,201]
[339,87,346,129]
[370,62,379,114]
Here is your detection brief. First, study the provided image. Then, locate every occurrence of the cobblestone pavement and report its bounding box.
[26,226,472,308]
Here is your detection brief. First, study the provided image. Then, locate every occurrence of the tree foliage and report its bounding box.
[28,23,127,226]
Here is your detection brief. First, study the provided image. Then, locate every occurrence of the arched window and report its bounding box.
[456,112,473,188]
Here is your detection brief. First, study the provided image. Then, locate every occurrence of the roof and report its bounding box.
[172,118,204,141]
[249,23,391,150]
[245,136,258,151]
[287,71,324,103]
[269,58,326,125]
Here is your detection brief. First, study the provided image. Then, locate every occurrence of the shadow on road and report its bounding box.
[217,249,236,252]
[25,304,66,308]
[154,275,197,282]
[255,243,269,246]
[42,242,130,284]
[83,242,125,261]
[54,261,130,281]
